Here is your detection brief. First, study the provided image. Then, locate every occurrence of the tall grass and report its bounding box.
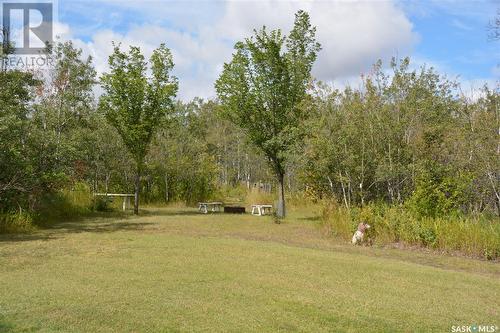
[212,184,248,204]
[244,189,275,207]
[321,202,500,260]
[0,210,34,234]
[33,182,95,225]
[0,182,120,233]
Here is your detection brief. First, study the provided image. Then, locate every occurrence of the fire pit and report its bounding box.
[224,206,246,214]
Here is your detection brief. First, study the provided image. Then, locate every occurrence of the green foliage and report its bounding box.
[146,100,219,205]
[322,202,500,260]
[32,40,97,174]
[0,41,97,216]
[301,58,499,216]
[0,70,39,210]
[408,163,472,218]
[321,201,354,241]
[33,182,94,225]
[244,189,274,207]
[216,10,321,217]
[2,207,498,332]
[0,211,34,234]
[100,44,178,166]
[0,13,497,270]
[0,182,100,232]
[100,43,178,214]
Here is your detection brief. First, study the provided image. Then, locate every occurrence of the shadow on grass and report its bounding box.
[0,232,53,243]
[140,208,203,218]
[36,210,130,228]
[1,207,217,242]
[50,220,156,234]
[297,215,322,222]
[0,210,150,242]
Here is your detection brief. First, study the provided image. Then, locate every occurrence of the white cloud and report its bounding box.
[208,1,418,80]
[451,19,473,31]
[308,1,417,79]
[57,0,418,100]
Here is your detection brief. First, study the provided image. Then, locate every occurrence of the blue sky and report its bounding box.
[51,0,499,99]
[401,1,498,80]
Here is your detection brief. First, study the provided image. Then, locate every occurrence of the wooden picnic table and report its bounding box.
[251,204,273,216]
[94,193,134,211]
[198,202,224,214]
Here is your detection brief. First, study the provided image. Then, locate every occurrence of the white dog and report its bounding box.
[352,222,370,245]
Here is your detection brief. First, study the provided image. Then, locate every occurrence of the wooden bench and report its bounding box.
[251,204,273,216]
[93,193,134,211]
[198,202,223,214]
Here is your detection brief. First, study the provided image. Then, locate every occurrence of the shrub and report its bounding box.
[321,202,500,260]
[0,182,102,233]
[321,201,356,241]
[92,196,114,212]
[0,211,34,233]
[408,165,472,218]
[33,182,96,225]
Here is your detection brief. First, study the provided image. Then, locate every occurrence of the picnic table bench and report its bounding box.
[93,193,134,211]
[251,204,273,216]
[198,202,224,214]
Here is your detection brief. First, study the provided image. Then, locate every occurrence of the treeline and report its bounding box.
[1,40,499,231]
[301,59,499,218]
[0,41,271,226]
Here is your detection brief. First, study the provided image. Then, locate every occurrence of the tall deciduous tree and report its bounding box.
[100,44,178,214]
[34,41,97,178]
[215,10,320,218]
[0,70,38,210]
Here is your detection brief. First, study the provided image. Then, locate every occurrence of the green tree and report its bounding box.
[33,41,97,179]
[215,10,320,218]
[0,70,38,210]
[147,100,219,205]
[100,44,178,214]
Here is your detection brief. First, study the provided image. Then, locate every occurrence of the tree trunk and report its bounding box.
[339,171,349,210]
[164,172,169,203]
[134,167,140,215]
[105,172,110,193]
[327,175,335,196]
[277,173,286,219]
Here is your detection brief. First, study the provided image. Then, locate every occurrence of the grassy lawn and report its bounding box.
[0,207,499,332]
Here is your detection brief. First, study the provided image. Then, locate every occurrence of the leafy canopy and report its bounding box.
[215,10,321,176]
[100,44,178,166]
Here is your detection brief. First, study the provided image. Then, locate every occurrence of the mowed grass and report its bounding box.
[0,207,499,332]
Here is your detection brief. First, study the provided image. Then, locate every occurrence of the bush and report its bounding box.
[33,182,96,225]
[321,201,355,241]
[92,196,114,212]
[0,182,101,233]
[321,202,500,260]
[0,211,34,233]
[408,165,472,218]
